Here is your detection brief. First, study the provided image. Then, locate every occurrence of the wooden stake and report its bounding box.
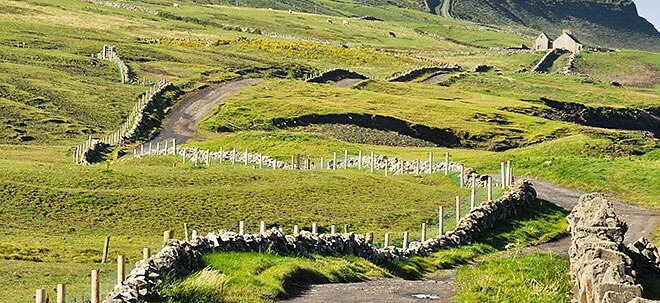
[384,233,390,247]
[444,152,449,175]
[384,160,388,176]
[232,148,236,164]
[487,176,493,202]
[260,221,266,235]
[501,162,506,189]
[219,147,224,163]
[290,155,294,169]
[333,152,337,170]
[35,289,46,303]
[239,221,245,235]
[358,150,362,170]
[439,206,444,236]
[244,148,248,165]
[91,270,99,303]
[312,222,318,235]
[403,232,409,250]
[101,236,110,264]
[56,284,65,303]
[143,247,151,261]
[330,225,336,234]
[470,187,476,210]
[456,196,461,227]
[459,164,465,188]
[343,224,348,234]
[293,225,300,236]
[184,223,189,242]
[117,255,125,284]
[421,223,427,242]
[344,150,348,169]
[320,157,324,169]
[370,152,374,173]
[163,230,172,243]
[428,152,433,174]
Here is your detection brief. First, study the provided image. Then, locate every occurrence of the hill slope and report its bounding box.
[450,0,660,51]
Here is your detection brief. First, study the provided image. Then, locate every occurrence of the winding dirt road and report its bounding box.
[280,178,659,303]
[151,78,261,144]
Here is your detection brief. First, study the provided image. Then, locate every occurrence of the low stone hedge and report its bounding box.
[105,181,536,302]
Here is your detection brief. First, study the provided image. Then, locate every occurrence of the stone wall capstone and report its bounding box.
[105,180,537,302]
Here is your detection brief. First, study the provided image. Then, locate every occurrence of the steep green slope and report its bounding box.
[450,0,660,51]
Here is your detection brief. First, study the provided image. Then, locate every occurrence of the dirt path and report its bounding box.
[421,73,451,85]
[151,78,261,144]
[333,78,365,88]
[440,0,452,18]
[279,178,659,302]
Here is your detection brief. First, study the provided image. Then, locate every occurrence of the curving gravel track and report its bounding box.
[151,78,261,144]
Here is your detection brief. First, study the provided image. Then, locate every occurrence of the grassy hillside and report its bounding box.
[450,0,660,52]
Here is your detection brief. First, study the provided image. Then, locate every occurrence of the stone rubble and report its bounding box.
[105,181,536,302]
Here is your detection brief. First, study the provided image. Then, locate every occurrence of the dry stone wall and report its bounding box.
[387,64,461,82]
[74,79,172,164]
[305,69,368,83]
[105,180,536,302]
[568,193,659,303]
[96,45,136,84]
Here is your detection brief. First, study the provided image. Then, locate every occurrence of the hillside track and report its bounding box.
[333,78,366,88]
[279,178,659,302]
[151,78,261,144]
[440,0,452,18]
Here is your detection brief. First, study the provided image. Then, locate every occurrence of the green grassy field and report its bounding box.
[1,0,658,302]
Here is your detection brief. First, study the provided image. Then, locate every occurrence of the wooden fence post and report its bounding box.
[508,162,513,186]
[384,232,390,247]
[333,152,337,170]
[143,248,151,261]
[56,284,65,303]
[421,223,427,242]
[402,232,409,250]
[101,236,110,264]
[470,186,476,210]
[384,160,388,176]
[156,142,160,155]
[344,150,348,169]
[343,224,348,234]
[439,206,444,236]
[163,230,172,243]
[459,164,465,188]
[399,159,404,175]
[244,148,249,165]
[487,176,493,201]
[258,154,262,169]
[320,157,324,170]
[501,161,506,188]
[415,159,420,175]
[184,223,189,242]
[358,150,362,170]
[35,289,46,303]
[232,148,237,164]
[312,222,318,235]
[370,152,374,173]
[91,270,99,303]
[117,255,125,284]
[260,221,266,235]
[330,225,336,234]
[148,142,152,155]
[428,152,433,174]
[290,155,294,169]
[239,221,245,235]
[293,225,299,236]
[456,196,461,227]
[219,147,224,163]
[444,152,449,175]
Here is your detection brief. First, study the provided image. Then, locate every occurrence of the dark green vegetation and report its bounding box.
[450,0,660,52]
[0,0,658,302]
[158,198,570,302]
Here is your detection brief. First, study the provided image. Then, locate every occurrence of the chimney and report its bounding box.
[563,28,572,35]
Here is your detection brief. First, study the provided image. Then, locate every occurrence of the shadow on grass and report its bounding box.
[384,198,570,280]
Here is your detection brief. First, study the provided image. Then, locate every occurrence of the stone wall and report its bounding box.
[96,45,136,84]
[531,49,568,73]
[305,69,368,83]
[83,0,157,14]
[105,180,536,302]
[75,79,172,164]
[387,64,461,82]
[627,237,660,275]
[567,193,654,303]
